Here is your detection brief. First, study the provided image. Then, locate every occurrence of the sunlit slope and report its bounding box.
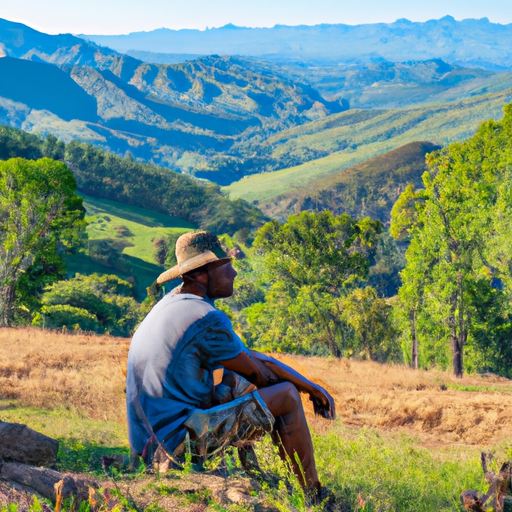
[66,195,195,298]
[261,141,440,223]
[224,88,510,204]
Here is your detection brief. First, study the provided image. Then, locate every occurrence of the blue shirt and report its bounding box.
[126,292,246,455]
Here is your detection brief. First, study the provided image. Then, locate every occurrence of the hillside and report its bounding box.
[84,17,512,69]
[224,88,510,204]
[0,125,267,239]
[261,141,441,223]
[65,195,195,298]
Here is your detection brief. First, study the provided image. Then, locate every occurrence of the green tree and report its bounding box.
[242,211,384,356]
[0,158,84,325]
[341,286,398,362]
[42,134,65,160]
[36,273,142,336]
[391,105,512,377]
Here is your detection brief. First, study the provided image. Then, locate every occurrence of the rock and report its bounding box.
[0,421,59,466]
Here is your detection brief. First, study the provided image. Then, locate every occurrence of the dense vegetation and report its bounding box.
[391,103,512,377]
[261,141,440,223]
[0,126,267,236]
[0,157,85,326]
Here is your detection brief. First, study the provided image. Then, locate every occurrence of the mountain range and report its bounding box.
[0,16,511,222]
[84,17,512,70]
[0,18,348,172]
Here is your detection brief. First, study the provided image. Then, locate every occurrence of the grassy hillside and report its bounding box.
[261,141,441,222]
[66,195,195,298]
[3,327,508,511]
[224,88,510,204]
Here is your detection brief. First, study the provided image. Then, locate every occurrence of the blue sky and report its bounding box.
[0,0,511,35]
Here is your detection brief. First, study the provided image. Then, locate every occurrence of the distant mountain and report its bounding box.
[83,17,512,70]
[280,59,498,108]
[125,50,204,64]
[0,18,346,172]
[0,18,117,67]
[260,141,441,223]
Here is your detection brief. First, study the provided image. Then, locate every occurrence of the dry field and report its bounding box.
[0,327,511,451]
[276,355,512,449]
[0,327,129,424]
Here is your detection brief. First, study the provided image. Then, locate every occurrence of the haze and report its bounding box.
[0,0,511,35]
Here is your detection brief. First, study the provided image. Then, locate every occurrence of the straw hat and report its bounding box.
[156,231,231,285]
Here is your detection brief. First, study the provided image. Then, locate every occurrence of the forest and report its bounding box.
[1,102,512,380]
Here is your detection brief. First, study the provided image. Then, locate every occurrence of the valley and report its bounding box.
[224,86,510,204]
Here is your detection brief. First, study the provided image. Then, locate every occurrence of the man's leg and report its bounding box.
[258,382,319,490]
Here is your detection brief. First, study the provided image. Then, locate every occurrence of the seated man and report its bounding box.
[126,231,335,494]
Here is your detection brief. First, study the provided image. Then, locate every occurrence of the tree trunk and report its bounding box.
[410,311,418,370]
[452,333,463,378]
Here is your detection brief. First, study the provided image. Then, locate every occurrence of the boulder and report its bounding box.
[0,421,58,466]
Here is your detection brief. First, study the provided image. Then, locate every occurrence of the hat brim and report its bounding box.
[156,250,232,285]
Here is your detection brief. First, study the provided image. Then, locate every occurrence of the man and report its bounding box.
[126,231,335,493]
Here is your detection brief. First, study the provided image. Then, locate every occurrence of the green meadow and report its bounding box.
[65,195,195,299]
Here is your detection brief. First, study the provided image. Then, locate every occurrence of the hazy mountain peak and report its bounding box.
[80,17,512,70]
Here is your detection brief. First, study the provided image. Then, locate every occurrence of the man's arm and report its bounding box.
[249,351,336,420]
[220,351,279,389]
[221,350,335,420]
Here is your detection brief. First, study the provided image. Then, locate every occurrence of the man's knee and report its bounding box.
[277,381,302,411]
[258,381,302,417]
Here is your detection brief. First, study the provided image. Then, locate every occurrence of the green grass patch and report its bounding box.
[64,195,195,298]
[82,194,194,264]
[0,400,128,476]
[311,427,486,512]
[444,383,512,394]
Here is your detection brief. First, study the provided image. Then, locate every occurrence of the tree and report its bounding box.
[341,286,398,362]
[36,273,142,336]
[391,106,512,377]
[42,134,65,161]
[0,158,84,325]
[242,211,384,356]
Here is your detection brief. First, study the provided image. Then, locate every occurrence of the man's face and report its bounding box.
[207,260,237,299]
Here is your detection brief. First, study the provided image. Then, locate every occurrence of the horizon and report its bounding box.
[82,15,507,37]
[0,0,511,36]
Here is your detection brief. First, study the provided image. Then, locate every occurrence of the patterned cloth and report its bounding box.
[175,391,274,465]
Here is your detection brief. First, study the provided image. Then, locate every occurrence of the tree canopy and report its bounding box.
[0,157,84,325]
[391,104,512,377]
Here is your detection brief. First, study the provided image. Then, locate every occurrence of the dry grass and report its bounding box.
[1,327,510,450]
[275,355,512,449]
[0,327,129,424]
